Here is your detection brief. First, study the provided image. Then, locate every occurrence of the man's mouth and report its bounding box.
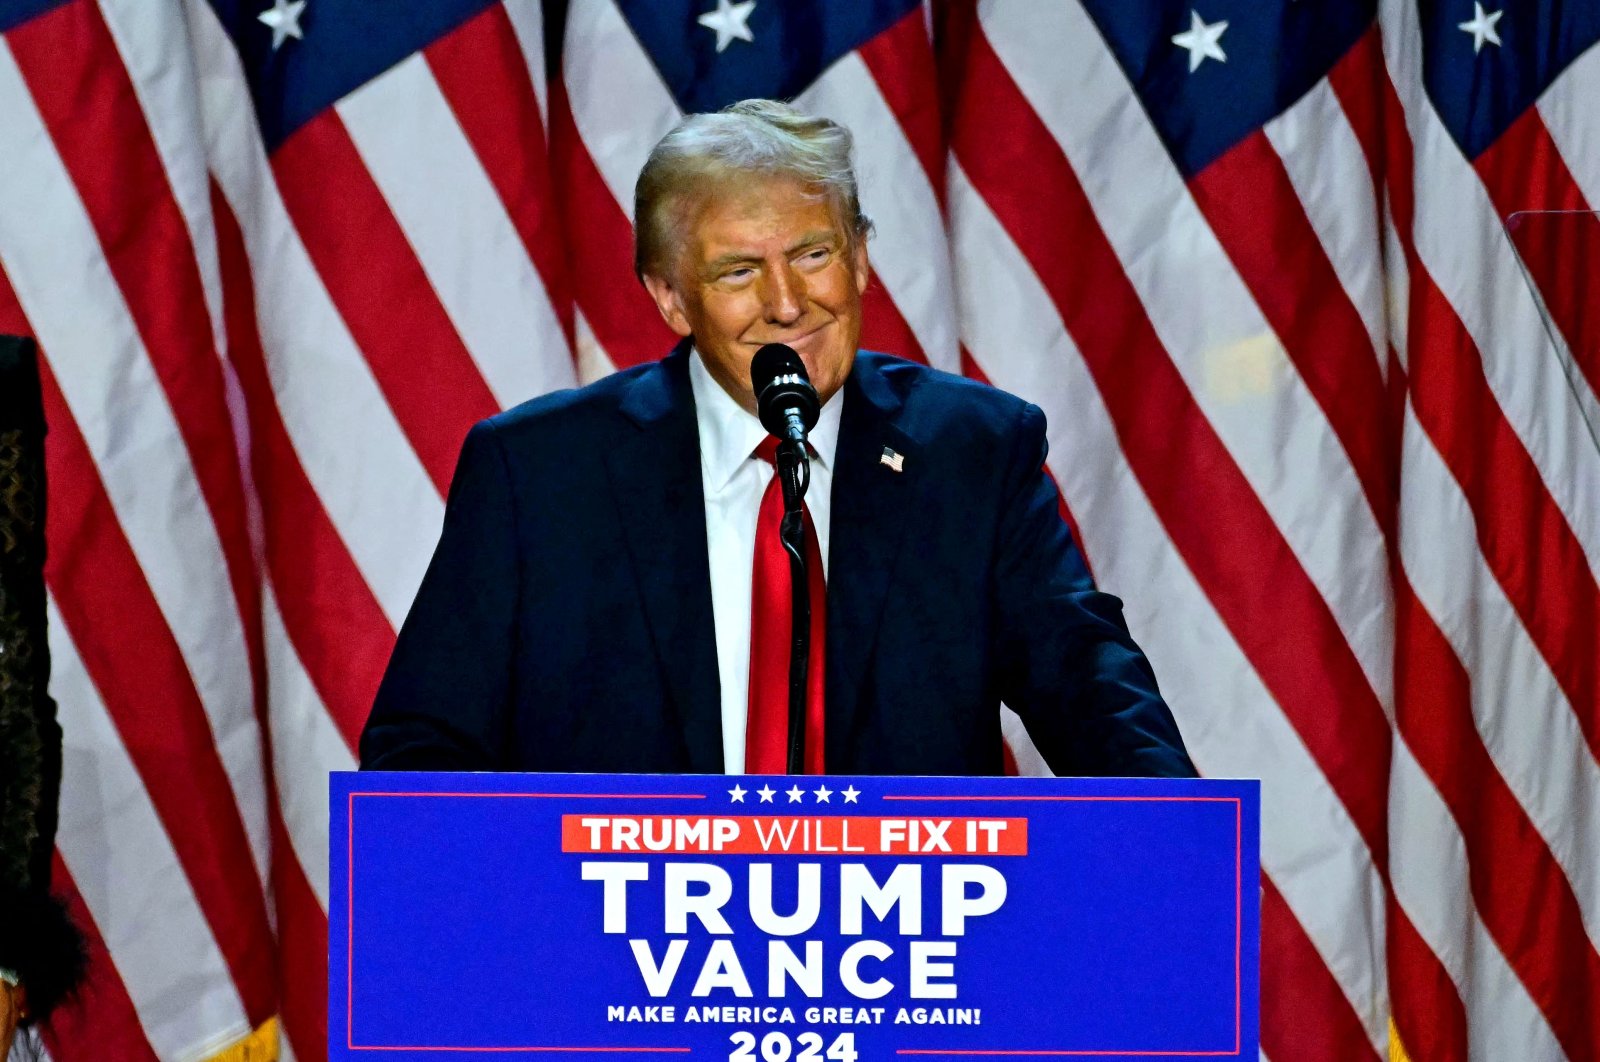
[757,322,828,349]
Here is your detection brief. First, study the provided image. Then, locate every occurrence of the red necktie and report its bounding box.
[746,437,827,774]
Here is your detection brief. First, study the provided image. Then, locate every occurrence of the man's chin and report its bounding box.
[741,331,852,399]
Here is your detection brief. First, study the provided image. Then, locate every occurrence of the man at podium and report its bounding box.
[360,100,1194,780]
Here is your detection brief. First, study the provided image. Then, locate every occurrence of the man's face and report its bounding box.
[642,176,870,413]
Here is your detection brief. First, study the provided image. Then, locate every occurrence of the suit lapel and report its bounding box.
[604,343,724,772]
[826,355,918,766]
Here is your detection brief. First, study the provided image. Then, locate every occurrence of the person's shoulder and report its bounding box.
[472,358,665,452]
[857,351,1037,437]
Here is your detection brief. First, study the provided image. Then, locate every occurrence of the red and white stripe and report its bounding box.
[47,600,255,1059]
[557,0,680,378]
[0,10,278,1055]
[949,153,1389,1058]
[1,0,571,1055]
[951,0,1600,1054]
[795,9,957,369]
[1375,0,1600,1056]
[184,0,445,628]
[336,54,572,410]
[1386,736,1564,1059]
[947,2,1404,1054]
[1278,26,1598,1060]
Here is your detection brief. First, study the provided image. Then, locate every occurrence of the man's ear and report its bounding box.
[641,272,694,338]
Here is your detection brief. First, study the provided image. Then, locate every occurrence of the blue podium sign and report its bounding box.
[331,773,1258,1059]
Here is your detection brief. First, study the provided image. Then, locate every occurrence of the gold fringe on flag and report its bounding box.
[200,1017,279,1062]
[1389,1018,1413,1062]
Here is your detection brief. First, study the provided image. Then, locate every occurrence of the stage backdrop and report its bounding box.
[0,0,1595,1059]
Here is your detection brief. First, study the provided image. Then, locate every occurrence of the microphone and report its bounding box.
[751,343,820,445]
[749,343,819,775]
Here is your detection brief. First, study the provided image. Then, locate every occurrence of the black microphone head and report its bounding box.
[751,343,820,438]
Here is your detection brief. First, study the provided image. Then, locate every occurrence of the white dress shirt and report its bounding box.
[689,349,842,774]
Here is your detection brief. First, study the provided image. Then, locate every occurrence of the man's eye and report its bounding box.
[798,248,830,265]
[722,268,754,281]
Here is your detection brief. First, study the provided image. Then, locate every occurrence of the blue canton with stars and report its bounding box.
[1077,0,1376,179]
[203,0,497,151]
[615,0,919,115]
[0,0,494,139]
[1419,0,1600,160]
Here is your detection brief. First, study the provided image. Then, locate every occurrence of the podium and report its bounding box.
[330,773,1259,1060]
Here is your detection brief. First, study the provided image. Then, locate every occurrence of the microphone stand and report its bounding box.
[774,438,810,775]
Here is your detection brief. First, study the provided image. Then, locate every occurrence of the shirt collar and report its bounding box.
[689,347,843,493]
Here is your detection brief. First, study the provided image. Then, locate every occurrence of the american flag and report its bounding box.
[0,0,1594,1058]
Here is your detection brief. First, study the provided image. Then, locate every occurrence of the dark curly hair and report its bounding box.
[0,336,85,1040]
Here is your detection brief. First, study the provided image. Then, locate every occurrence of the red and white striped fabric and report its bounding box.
[0,0,570,1057]
[0,0,1595,1058]
[1374,2,1600,1057]
[942,1,1600,1060]
[945,8,1394,1057]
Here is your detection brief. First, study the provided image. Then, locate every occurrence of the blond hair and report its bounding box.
[633,98,872,280]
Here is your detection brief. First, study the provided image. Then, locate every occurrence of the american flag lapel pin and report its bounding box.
[879,446,905,473]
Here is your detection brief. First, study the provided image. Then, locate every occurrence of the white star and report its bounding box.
[728,785,747,803]
[842,786,861,804]
[813,784,833,803]
[786,784,806,803]
[258,0,306,51]
[697,0,756,53]
[1171,11,1228,73]
[1458,3,1503,54]
[757,785,776,803]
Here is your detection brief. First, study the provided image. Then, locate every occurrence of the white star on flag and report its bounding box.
[728,785,747,802]
[258,0,306,51]
[1172,10,1228,73]
[813,784,833,803]
[786,784,806,803]
[842,786,861,804]
[757,785,776,803]
[1458,3,1503,53]
[698,0,756,53]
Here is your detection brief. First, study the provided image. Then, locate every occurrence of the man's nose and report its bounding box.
[761,263,805,325]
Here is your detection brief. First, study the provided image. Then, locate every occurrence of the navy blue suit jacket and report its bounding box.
[360,345,1195,777]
